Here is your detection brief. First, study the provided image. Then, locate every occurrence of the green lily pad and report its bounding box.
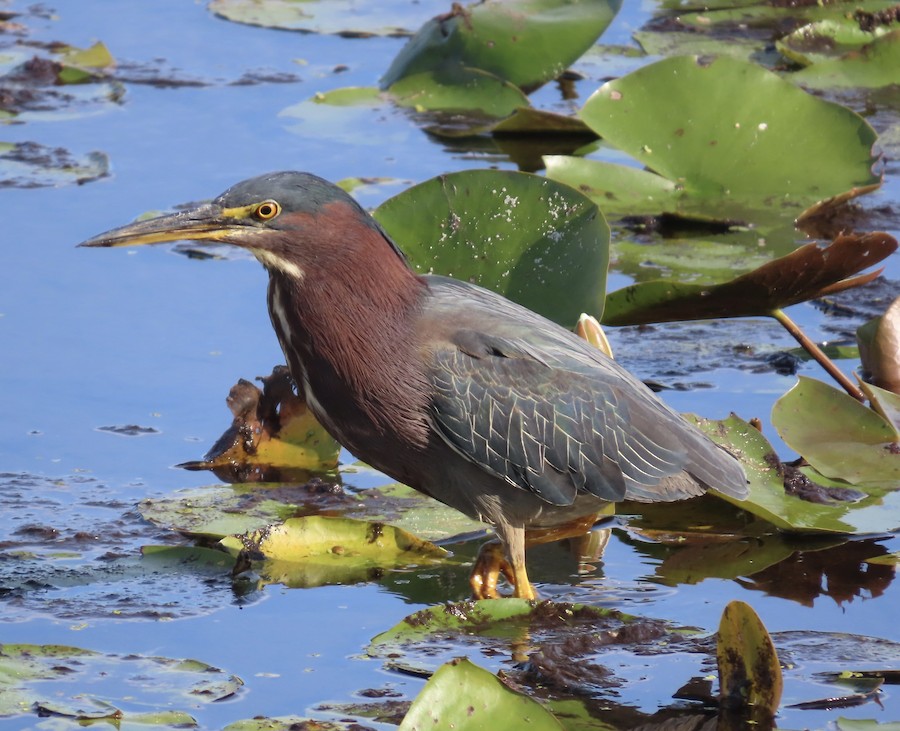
[369,599,634,671]
[837,719,900,731]
[374,169,609,325]
[794,29,900,88]
[287,80,526,141]
[670,1,900,32]
[777,19,894,66]
[208,0,434,36]
[692,413,900,535]
[140,545,237,571]
[601,232,896,326]
[280,87,402,146]
[57,41,115,70]
[382,0,622,92]
[139,480,485,543]
[491,106,593,135]
[221,515,446,561]
[0,643,240,722]
[544,155,681,220]
[399,658,563,731]
[771,376,900,485]
[358,482,487,540]
[634,27,780,66]
[547,55,880,224]
[370,598,538,652]
[140,485,277,539]
[53,41,115,85]
[611,236,774,285]
[220,516,448,589]
[225,719,367,730]
[859,381,900,434]
[388,64,530,120]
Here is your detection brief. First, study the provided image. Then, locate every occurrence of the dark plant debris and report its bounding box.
[96,424,160,437]
[855,6,900,33]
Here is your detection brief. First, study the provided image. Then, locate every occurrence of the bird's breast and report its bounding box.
[266,275,433,475]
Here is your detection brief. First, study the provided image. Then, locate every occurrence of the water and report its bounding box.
[1,1,899,729]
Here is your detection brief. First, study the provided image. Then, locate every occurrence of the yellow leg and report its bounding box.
[509,558,536,600]
[469,514,603,599]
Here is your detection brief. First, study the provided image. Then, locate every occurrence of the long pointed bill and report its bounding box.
[77,203,260,249]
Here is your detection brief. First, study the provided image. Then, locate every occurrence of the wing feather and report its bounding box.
[422,276,748,506]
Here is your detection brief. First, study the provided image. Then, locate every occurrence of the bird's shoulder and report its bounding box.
[417,275,620,379]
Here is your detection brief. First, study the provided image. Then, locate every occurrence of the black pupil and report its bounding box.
[260,204,273,217]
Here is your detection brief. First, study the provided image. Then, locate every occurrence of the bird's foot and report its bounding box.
[470,540,536,600]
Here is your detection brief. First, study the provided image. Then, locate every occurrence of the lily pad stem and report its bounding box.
[771,308,865,402]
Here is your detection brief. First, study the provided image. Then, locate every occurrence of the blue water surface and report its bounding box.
[1,2,899,729]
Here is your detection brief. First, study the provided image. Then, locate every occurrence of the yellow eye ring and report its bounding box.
[255,200,281,220]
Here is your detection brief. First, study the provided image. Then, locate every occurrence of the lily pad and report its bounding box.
[669,2,900,32]
[57,41,115,71]
[610,235,775,285]
[139,480,485,543]
[860,381,900,434]
[794,29,900,88]
[280,87,405,146]
[837,719,900,730]
[574,313,613,357]
[369,599,638,674]
[0,643,240,722]
[209,0,434,37]
[692,414,900,535]
[546,55,880,224]
[634,27,780,65]
[777,19,894,66]
[382,0,622,93]
[0,52,124,121]
[220,516,448,588]
[374,169,609,325]
[221,515,446,561]
[601,232,897,325]
[771,376,900,485]
[399,658,563,731]
[388,64,530,120]
[491,106,593,135]
[226,719,369,731]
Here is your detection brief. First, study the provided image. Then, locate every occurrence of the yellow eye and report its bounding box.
[255,200,281,220]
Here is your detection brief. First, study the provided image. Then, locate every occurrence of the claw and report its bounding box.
[470,540,535,600]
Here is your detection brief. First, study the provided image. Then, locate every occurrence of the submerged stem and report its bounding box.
[771,308,865,402]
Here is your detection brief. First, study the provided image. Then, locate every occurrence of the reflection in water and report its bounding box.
[630,525,894,606]
[736,538,895,606]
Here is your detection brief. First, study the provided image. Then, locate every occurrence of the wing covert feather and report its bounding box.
[422,276,748,506]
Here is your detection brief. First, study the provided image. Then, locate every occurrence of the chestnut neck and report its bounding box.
[264,200,430,448]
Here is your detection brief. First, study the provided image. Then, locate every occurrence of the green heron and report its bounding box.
[80,171,747,599]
